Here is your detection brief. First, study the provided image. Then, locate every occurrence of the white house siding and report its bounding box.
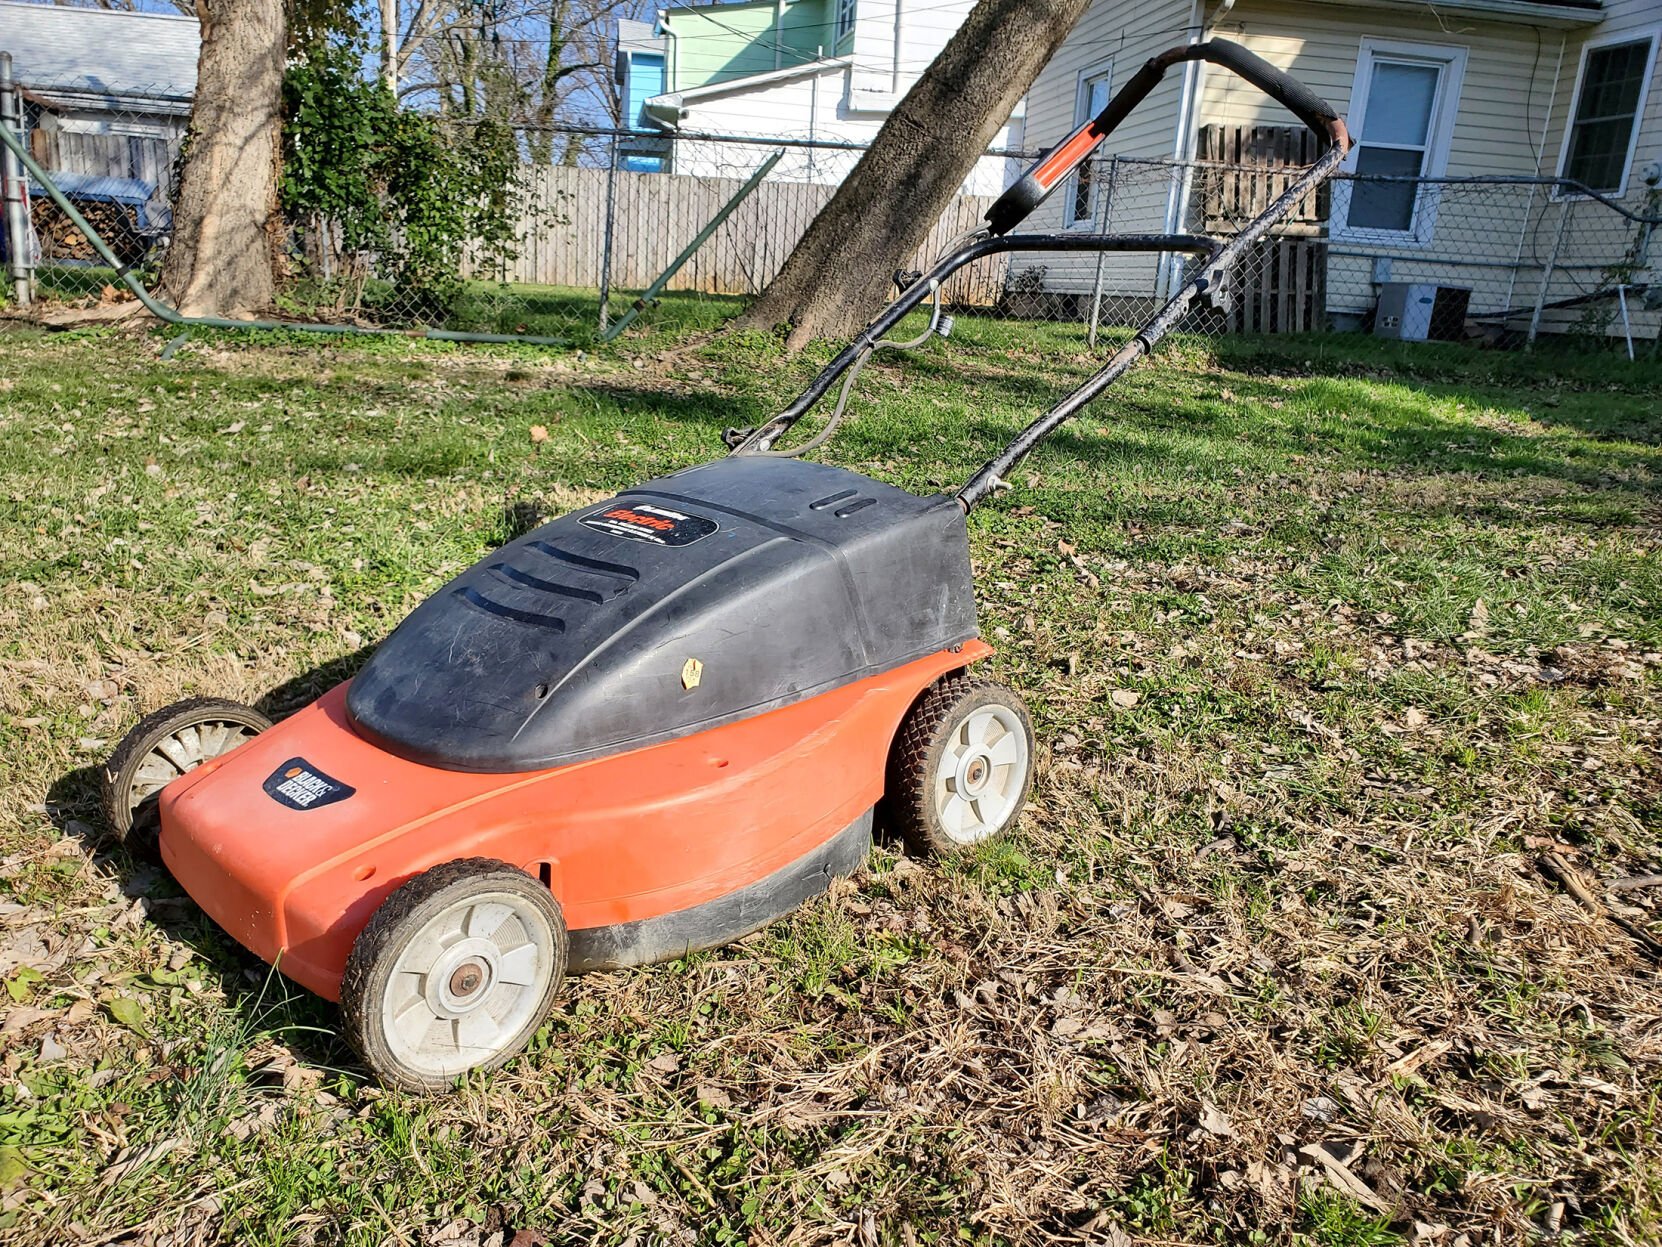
[1191,1,1649,331]
[845,0,974,107]
[1025,0,1658,339]
[1016,0,1205,309]
[666,63,1022,194]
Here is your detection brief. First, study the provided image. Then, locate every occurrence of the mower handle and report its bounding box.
[726,38,1350,474]
[985,38,1349,236]
[722,231,1221,454]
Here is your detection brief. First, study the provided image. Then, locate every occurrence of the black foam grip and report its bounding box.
[1197,39,1340,138]
[985,38,1341,236]
[985,174,1046,236]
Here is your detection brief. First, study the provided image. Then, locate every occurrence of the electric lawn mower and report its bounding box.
[103,41,1349,1092]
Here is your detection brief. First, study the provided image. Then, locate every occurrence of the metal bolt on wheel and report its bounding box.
[382,893,557,1078]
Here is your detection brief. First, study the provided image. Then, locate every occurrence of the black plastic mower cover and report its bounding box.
[985,38,1349,236]
[348,456,977,773]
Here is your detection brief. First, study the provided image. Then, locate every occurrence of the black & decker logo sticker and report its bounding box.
[580,502,717,547]
[263,758,355,810]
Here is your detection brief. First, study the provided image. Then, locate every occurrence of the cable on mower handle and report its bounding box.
[986,38,1348,236]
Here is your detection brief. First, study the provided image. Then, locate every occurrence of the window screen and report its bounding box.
[1563,39,1652,193]
[1348,59,1442,232]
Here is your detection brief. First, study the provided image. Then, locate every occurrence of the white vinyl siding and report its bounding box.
[1019,0,1201,301]
[1197,4,1557,178]
[669,65,1020,193]
[845,0,977,105]
[1186,2,1598,323]
[1333,39,1467,245]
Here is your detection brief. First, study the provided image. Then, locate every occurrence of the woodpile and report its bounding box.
[30,198,150,265]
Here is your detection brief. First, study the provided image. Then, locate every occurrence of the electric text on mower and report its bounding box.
[104,41,1349,1092]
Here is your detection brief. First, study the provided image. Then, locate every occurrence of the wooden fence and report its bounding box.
[30,126,179,196]
[1194,124,1328,231]
[489,162,1006,304]
[1220,237,1327,334]
[1194,124,1330,332]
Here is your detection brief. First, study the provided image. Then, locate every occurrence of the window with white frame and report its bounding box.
[1558,32,1658,195]
[1066,63,1113,228]
[1334,39,1467,243]
[835,0,855,46]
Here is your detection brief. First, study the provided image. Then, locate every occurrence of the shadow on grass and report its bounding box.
[37,484,561,1083]
[44,761,346,1075]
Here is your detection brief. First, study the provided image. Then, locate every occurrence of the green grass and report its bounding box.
[0,317,1658,1245]
[270,278,747,343]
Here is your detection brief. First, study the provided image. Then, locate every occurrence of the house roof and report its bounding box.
[645,54,850,121]
[617,17,663,51]
[0,1,201,109]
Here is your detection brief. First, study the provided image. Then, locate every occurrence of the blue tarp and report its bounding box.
[27,171,167,232]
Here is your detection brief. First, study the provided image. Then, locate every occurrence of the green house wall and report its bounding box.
[663,0,836,92]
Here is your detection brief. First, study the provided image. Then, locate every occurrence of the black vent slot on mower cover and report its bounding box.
[347,456,978,773]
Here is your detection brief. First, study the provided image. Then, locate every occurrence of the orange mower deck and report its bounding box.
[159,643,987,1001]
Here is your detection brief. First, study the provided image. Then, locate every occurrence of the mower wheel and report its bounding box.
[102,697,272,857]
[885,675,1034,856]
[341,859,568,1094]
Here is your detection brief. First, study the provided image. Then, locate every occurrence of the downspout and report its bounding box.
[1159,0,1207,300]
[774,0,784,71]
[808,63,818,180]
[892,0,904,94]
[1504,30,1565,313]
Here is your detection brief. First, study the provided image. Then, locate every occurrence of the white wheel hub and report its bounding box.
[382,892,555,1079]
[933,703,1030,845]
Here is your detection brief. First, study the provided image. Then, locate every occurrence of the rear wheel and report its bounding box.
[102,697,272,856]
[884,675,1034,856]
[340,859,568,1094]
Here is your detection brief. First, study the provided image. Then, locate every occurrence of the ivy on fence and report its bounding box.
[280,40,524,322]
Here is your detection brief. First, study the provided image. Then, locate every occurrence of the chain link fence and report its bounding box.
[3,56,1659,354]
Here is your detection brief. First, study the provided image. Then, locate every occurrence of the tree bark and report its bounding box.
[732,0,1092,350]
[160,0,286,317]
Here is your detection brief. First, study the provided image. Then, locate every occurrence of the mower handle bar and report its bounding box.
[726,42,1349,506]
[986,38,1349,236]
[721,231,1220,451]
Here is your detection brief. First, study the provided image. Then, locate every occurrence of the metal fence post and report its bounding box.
[1,52,35,307]
[1527,197,1571,346]
[1086,156,1120,347]
[598,132,620,335]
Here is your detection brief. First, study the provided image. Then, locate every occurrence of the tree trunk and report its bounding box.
[160,0,286,318]
[733,0,1092,349]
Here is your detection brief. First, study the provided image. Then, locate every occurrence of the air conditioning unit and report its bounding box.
[1374,283,1471,342]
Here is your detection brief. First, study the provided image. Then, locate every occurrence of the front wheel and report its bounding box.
[884,675,1035,856]
[340,859,568,1093]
